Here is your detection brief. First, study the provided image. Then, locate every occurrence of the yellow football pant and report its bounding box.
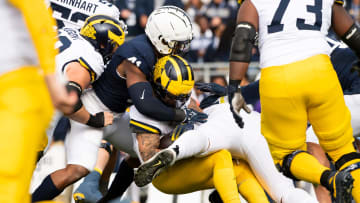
[0,67,53,203]
[153,150,269,203]
[260,54,359,200]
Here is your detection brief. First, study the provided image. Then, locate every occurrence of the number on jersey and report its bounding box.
[267,0,323,34]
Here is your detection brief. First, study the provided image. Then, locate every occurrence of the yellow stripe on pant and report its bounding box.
[0,67,53,203]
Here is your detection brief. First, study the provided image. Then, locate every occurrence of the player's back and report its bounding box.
[47,0,120,29]
[55,27,104,82]
[0,0,39,75]
[252,0,334,68]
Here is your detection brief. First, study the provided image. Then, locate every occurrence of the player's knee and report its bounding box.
[212,150,232,167]
[278,150,308,180]
[64,165,89,183]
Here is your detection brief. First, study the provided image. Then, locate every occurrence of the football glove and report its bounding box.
[170,122,195,141]
[228,80,251,114]
[183,108,208,123]
[195,82,227,96]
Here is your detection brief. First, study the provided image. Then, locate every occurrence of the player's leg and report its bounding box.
[344,94,360,136]
[306,142,332,203]
[32,119,103,201]
[153,150,240,203]
[73,140,113,202]
[307,65,360,202]
[0,67,53,203]
[259,55,346,201]
[233,160,269,203]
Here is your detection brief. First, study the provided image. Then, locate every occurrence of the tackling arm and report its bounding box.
[332,4,360,58]
[124,60,187,122]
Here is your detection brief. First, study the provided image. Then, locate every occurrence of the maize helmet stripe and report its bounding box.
[167,57,182,82]
[173,55,193,81]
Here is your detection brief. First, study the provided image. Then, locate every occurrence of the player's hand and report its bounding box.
[199,95,221,109]
[44,74,78,115]
[195,82,227,96]
[170,122,195,141]
[183,108,208,124]
[228,81,251,114]
[103,112,114,126]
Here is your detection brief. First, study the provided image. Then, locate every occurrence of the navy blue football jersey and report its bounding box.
[326,37,360,95]
[93,34,157,112]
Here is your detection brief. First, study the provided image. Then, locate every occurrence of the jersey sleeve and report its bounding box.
[78,50,104,82]
[9,0,58,75]
[129,106,174,135]
[115,41,152,78]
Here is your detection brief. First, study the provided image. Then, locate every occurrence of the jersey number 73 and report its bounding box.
[267,0,322,33]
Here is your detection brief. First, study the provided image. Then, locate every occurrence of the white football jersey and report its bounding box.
[47,0,120,29]
[55,27,105,82]
[252,0,334,68]
[0,0,38,76]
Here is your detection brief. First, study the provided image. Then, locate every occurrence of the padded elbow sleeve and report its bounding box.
[229,22,257,62]
[128,82,177,121]
[341,23,360,57]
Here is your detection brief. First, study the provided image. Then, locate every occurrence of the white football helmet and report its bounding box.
[145,6,193,55]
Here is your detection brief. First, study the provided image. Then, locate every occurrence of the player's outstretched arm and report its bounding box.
[332,3,360,58]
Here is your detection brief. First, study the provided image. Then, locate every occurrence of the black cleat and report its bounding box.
[134,149,176,187]
[329,170,354,203]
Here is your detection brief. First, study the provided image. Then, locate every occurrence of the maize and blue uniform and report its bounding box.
[130,101,316,203]
[47,0,120,29]
[250,0,359,199]
[0,0,57,202]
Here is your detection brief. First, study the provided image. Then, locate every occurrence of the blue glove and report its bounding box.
[200,95,221,109]
[183,108,208,123]
[195,82,227,96]
[170,122,195,141]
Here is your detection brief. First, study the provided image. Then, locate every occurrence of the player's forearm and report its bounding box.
[11,0,58,75]
[67,106,91,124]
[229,61,249,81]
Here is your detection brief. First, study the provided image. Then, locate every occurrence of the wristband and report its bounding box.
[86,112,105,128]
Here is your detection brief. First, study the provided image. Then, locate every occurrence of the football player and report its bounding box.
[134,66,317,203]
[31,14,126,202]
[130,55,268,203]
[47,0,120,29]
[228,0,360,202]
[0,0,78,202]
[64,6,207,202]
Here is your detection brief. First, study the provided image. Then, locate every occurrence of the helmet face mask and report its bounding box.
[145,6,193,55]
[152,55,194,108]
[80,15,126,63]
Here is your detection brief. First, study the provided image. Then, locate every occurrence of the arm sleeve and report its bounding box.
[241,80,260,104]
[9,0,58,75]
[128,82,179,121]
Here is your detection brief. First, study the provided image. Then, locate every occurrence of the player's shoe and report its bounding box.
[73,171,103,203]
[209,190,223,203]
[328,170,354,203]
[134,148,176,187]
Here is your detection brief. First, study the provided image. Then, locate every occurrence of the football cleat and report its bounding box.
[73,170,103,203]
[328,170,354,203]
[134,148,176,187]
